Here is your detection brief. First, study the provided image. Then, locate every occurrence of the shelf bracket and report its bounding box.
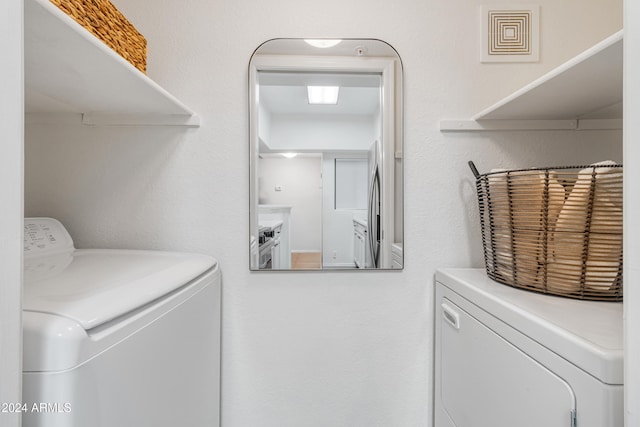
[439,119,578,132]
[576,118,623,130]
[440,118,622,132]
[82,113,201,127]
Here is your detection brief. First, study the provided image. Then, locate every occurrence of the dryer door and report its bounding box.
[437,298,576,427]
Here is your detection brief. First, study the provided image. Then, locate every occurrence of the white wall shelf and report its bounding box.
[24,0,200,127]
[440,30,623,132]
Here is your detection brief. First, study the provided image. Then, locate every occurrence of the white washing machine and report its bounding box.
[22,218,221,427]
[434,268,623,427]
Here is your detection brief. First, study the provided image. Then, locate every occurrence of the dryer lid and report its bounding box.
[23,249,216,330]
[436,268,624,385]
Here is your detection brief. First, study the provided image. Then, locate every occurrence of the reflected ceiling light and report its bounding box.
[282,153,297,158]
[304,39,342,48]
[307,86,340,104]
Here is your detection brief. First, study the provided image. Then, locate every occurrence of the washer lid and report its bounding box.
[23,249,216,330]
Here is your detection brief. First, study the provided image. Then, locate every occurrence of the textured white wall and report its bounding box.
[24,0,623,426]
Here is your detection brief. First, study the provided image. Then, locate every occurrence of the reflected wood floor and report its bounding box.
[291,252,322,270]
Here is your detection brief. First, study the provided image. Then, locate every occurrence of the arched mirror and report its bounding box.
[249,39,403,270]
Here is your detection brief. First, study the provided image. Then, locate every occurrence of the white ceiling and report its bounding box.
[259,72,381,116]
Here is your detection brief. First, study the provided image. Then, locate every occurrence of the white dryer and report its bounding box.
[434,268,623,427]
[22,218,221,427]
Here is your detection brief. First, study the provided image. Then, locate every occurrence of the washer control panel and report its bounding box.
[24,218,74,257]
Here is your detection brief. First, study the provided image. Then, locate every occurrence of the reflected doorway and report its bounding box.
[258,153,323,269]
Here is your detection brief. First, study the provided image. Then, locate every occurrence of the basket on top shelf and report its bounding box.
[469,160,623,301]
[50,0,147,73]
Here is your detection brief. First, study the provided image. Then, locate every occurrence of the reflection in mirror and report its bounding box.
[249,39,403,270]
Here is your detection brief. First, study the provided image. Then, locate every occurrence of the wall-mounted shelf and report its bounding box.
[24,0,200,127]
[440,30,623,132]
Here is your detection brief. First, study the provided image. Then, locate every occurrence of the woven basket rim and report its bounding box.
[474,163,623,179]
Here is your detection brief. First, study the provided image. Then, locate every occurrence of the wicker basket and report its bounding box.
[470,161,623,301]
[50,0,147,73]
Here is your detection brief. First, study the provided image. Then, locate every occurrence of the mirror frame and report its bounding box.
[249,39,403,271]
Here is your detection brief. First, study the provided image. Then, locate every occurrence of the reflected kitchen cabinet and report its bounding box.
[254,205,291,270]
